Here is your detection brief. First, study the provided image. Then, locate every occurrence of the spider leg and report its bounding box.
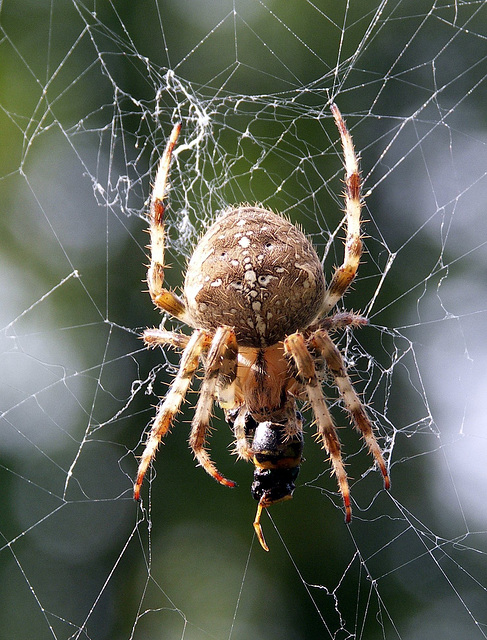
[144,328,195,350]
[321,104,363,315]
[230,409,254,461]
[147,122,191,323]
[314,311,368,333]
[309,329,390,489]
[215,329,239,410]
[189,326,238,488]
[284,332,352,522]
[134,329,207,500]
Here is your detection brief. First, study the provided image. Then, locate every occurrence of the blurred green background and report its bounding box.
[1,1,486,639]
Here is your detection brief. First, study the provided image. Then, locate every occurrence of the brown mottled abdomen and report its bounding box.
[184,207,325,347]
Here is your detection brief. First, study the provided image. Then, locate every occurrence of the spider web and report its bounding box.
[1,1,486,638]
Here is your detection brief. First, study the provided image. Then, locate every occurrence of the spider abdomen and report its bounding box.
[184,206,326,347]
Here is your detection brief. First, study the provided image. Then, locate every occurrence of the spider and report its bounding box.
[134,104,390,551]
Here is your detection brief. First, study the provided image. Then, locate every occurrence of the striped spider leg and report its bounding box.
[134,327,239,500]
[146,122,191,324]
[308,329,390,489]
[321,103,364,315]
[284,333,353,523]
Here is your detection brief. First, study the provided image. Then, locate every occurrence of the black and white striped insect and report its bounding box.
[134,105,390,551]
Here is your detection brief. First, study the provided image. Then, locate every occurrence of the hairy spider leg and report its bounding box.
[189,327,239,488]
[231,409,254,462]
[315,311,369,332]
[134,330,207,500]
[143,328,191,351]
[284,332,352,522]
[147,121,190,323]
[321,104,363,316]
[309,330,390,489]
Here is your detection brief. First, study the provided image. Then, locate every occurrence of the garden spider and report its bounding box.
[134,104,390,551]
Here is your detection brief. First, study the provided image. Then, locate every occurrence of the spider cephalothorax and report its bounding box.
[134,105,390,551]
